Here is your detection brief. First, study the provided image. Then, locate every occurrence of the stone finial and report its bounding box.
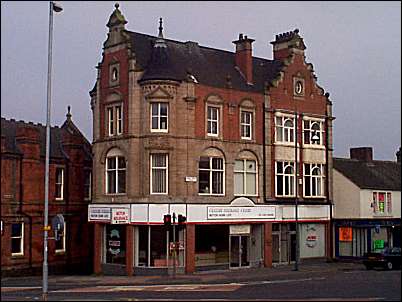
[154,17,167,48]
[66,105,72,121]
[159,17,163,37]
[115,3,119,9]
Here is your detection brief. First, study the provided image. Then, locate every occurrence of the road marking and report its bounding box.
[1,286,42,292]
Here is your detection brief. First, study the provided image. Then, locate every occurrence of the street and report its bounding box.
[1,262,401,301]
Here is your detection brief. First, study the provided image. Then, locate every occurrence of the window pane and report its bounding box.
[276,175,283,195]
[304,130,310,144]
[304,176,311,196]
[12,238,21,254]
[276,117,282,126]
[11,224,22,237]
[234,172,244,195]
[160,117,168,129]
[199,157,210,169]
[246,160,256,172]
[152,117,159,129]
[153,169,166,193]
[108,171,116,193]
[152,154,166,167]
[160,104,168,116]
[234,160,244,171]
[276,162,283,173]
[118,157,126,169]
[246,173,256,195]
[199,170,210,193]
[212,158,223,170]
[304,164,310,175]
[276,127,283,141]
[211,122,217,134]
[212,171,223,194]
[107,158,116,170]
[118,169,126,193]
[152,103,158,115]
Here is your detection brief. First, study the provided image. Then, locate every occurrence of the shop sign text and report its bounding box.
[111,208,130,224]
[207,206,275,220]
[89,207,111,221]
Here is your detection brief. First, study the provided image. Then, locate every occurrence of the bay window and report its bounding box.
[303,163,325,197]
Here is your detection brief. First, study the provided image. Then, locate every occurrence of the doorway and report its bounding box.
[229,235,250,268]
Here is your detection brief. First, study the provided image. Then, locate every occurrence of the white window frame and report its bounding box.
[303,163,325,198]
[55,222,66,254]
[303,118,324,147]
[107,104,123,137]
[198,157,225,196]
[55,168,64,200]
[150,154,169,195]
[372,191,392,214]
[207,106,219,137]
[275,161,295,197]
[234,159,258,196]
[105,152,126,195]
[275,114,295,144]
[150,102,169,133]
[240,110,253,140]
[11,222,24,256]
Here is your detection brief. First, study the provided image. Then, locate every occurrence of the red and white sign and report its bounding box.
[111,208,130,224]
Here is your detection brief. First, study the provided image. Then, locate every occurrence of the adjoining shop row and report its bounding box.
[94,222,329,276]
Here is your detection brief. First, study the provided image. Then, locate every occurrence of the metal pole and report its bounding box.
[294,111,299,271]
[172,213,176,278]
[43,2,54,300]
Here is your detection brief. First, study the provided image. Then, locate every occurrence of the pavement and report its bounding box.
[1,259,367,288]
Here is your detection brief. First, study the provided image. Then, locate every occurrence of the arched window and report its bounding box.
[198,148,225,195]
[234,151,258,196]
[304,163,324,197]
[275,115,295,143]
[303,119,323,145]
[275,161,295,197]
[105,148,126,194]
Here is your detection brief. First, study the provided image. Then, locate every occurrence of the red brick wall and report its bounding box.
[99,48,129,139]
[194,85,264,144]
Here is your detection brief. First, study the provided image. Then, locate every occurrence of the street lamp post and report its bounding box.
[43,2,62,301]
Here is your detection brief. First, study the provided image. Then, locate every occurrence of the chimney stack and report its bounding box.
[350,147,373,162]
[233,33,254,84]
[270,28,305,61]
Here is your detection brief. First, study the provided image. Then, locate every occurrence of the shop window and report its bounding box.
[151,102,168,132]
[234,159,257,196]
[105,149,126,194]
[55,168,64,200]
[55,222,66,253]
[275,161,295,197]
[195,225,229,267]
[105,224,126,265]
[150,154,168,194]
[198,156,224,195]
[11,223,24,256]
[303,163,325,197]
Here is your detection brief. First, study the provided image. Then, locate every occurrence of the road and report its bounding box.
[1,266,400,301]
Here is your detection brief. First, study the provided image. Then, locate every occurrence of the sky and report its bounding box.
[1,1,401,161]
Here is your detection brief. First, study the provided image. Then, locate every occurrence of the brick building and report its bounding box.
[89,4,334,276]
[1,109,93,276]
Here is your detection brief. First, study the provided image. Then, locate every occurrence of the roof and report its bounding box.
[128,31,284,92]
[333,157,401,191]
[1,117,92,161]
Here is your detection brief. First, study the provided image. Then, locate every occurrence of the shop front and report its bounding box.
[89,199,330,275]
[334,219,401,258]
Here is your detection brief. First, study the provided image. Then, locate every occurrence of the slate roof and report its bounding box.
[333,157,401,191]
[1,117,92,161]
[128,31,284,93]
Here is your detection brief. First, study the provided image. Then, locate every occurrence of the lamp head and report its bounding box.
[52,1,63,12]
[311,131,320,143]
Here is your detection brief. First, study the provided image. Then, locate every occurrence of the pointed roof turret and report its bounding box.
[154,17,167,48]
[106,3,127,28]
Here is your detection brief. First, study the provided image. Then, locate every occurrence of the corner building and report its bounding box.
[89,4,334,276]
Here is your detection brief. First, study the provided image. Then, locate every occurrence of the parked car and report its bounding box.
[363,247,401,270]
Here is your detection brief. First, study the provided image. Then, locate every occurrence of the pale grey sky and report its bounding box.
[1,1,401,160]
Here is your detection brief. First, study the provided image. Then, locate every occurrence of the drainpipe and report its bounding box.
[262,92,267,203]
[325,100,333,261]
